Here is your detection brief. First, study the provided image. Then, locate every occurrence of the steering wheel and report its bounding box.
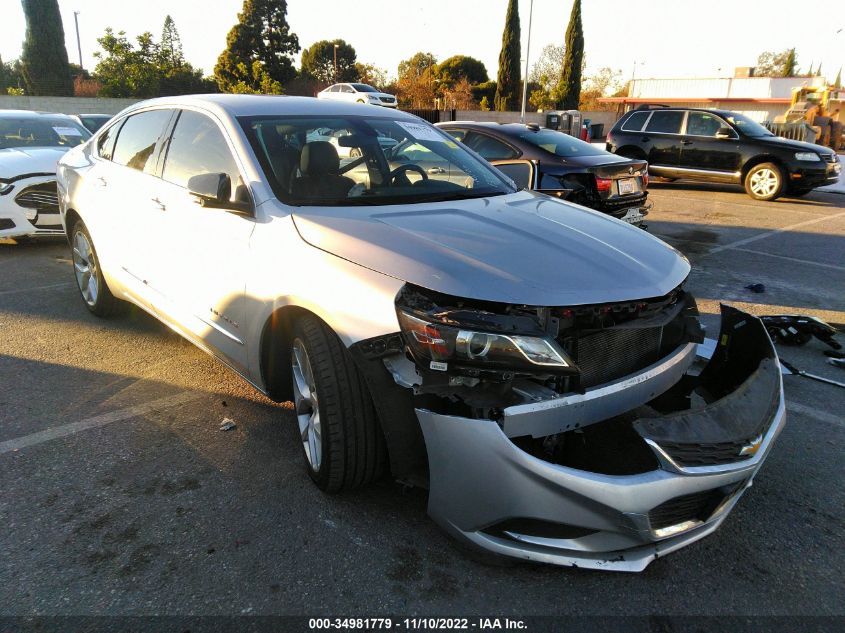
[388,163,428,185]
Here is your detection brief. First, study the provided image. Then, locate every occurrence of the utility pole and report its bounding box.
[520,0,534,122]
[73,11,83,72]
[333,43,339,82]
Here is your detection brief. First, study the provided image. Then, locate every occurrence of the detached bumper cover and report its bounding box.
[417,306,785,571]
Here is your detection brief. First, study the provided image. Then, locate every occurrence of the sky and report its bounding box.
[1,0,843,85]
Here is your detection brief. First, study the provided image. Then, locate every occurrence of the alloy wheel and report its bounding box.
[291,339,322,471]
[72,230,98,306]
[750,168,778,197]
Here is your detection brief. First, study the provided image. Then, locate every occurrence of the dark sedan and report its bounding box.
[437,121,650,227]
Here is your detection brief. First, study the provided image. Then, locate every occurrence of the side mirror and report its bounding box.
[187,172,252,215]
[715,127,734,139]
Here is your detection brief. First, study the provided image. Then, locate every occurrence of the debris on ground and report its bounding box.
[745,283,765,293]
[828,357,845,369]
[761,315,842,350]
[780,359,845,389]
[219,418,237,431]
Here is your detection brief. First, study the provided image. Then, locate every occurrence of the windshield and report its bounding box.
[239,115,515,206]
[350,84,378,93]
[0,116,91,149]
[725,113,774,138]
[517,127,607,157]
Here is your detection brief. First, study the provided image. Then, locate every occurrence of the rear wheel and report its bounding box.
[290,315,386,493]
[744,162,784,201]
[70,220,123,317]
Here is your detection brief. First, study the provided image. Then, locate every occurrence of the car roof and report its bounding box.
[625,106,739,118]
[114,94,416,121]
[0,109,77,120]
[438,121,540,134]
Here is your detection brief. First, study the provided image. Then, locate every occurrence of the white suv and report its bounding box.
[317,83,397,108]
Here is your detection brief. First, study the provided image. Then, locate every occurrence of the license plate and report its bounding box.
[618,178,636,194]
[621,208,645,224]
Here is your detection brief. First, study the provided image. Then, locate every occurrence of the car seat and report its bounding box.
[290,141,355,200]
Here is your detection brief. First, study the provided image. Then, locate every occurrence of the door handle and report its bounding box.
[680,140,693,145]
[641,136,651,143]
[427,167,446,174]
[95,176,108,187]
[151,197,166,211]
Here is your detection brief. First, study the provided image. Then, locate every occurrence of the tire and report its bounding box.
[290,315,386,493]
[744,162,784,201]
[70,220,124,317]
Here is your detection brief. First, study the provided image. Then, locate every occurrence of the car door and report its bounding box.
[151,108,255,373]
[640,110,686,168]
[91,108,175,300]
[679,111,742,174]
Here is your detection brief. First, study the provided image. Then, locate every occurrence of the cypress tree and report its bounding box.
[494,0,521,112]
[160,16,185,69]
[835,68,841,89]
[781,48,796,77]
[20,0,74,96]
[214,0,299,93]
[558,0,584,109]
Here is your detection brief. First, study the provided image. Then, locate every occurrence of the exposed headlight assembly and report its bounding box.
[794,152,820,161]
[397,309,574,373]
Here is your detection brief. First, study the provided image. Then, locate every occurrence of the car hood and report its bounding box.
[0,146,66,179]
[291,191,690,305]
[756,135,835,155]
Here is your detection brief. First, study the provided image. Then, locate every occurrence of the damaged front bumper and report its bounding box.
[416,306,785,571]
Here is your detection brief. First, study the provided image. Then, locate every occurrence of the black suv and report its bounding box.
[606,106,841,201]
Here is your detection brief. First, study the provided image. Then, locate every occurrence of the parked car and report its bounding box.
[1,110,91,240]
[317,83,398,108]
[437,121,650,227]
[57,95,785,571]
[606,105,841,200]
[70,114,113,133]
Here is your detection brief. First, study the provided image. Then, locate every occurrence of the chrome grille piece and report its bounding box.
[15,182,59,212]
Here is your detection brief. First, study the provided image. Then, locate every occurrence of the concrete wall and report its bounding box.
[0,95,140,115]
[630,76,826,100]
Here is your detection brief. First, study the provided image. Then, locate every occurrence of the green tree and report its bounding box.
[0,56,25,94]
[214,0,299,93]
[579,67,622,111]
[781,48,797,77]
[816,62,822,77]
[494,0,521,111]
[20,0,73,96]
[301,39,357,84]
[355,62,388,89]
[159,15,185,69]
[436,55,488,89]
[756,50,793,77]
[835,68,841,89]
[558,0,584,110]
[93,29,161,97]
[396,52,437,108]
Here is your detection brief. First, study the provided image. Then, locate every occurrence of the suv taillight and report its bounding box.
[642,169,649,189]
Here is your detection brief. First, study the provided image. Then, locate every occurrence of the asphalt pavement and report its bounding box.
[1,182,843,623]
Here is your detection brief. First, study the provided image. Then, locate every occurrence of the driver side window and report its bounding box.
[161,110,244,202]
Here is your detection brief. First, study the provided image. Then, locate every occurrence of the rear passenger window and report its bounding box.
[621,111,649,132]
[96,121,122,161]
[463,133,519,160]
[112,110,172,174]
[645,111,685,134]
[161,110,243,202]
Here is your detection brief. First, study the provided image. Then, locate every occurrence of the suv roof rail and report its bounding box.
[634,103,670,110]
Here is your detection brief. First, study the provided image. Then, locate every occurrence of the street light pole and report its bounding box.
[73,11,83,71]
[520,0,534,122]
[333,44,339,82]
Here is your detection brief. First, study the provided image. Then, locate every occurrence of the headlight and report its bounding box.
[397,309,573,373]
[795,152,820,161]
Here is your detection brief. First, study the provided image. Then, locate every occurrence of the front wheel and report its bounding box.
[70,220,124,317]
[290,315,386,493]
[744,162,784,201]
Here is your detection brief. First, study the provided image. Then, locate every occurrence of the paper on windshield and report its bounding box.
[396,121,445,143]
[52,126,82,136]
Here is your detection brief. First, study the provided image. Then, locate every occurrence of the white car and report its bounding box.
[317,83,397,108]
[1,110,90,239]
[56,95,784,571]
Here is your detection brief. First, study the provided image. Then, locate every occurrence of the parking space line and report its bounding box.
[707,210,845,255]
[0,391,203,455]
[730,247,845,272]
[786,401,844,427]
[0,282,74,296]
